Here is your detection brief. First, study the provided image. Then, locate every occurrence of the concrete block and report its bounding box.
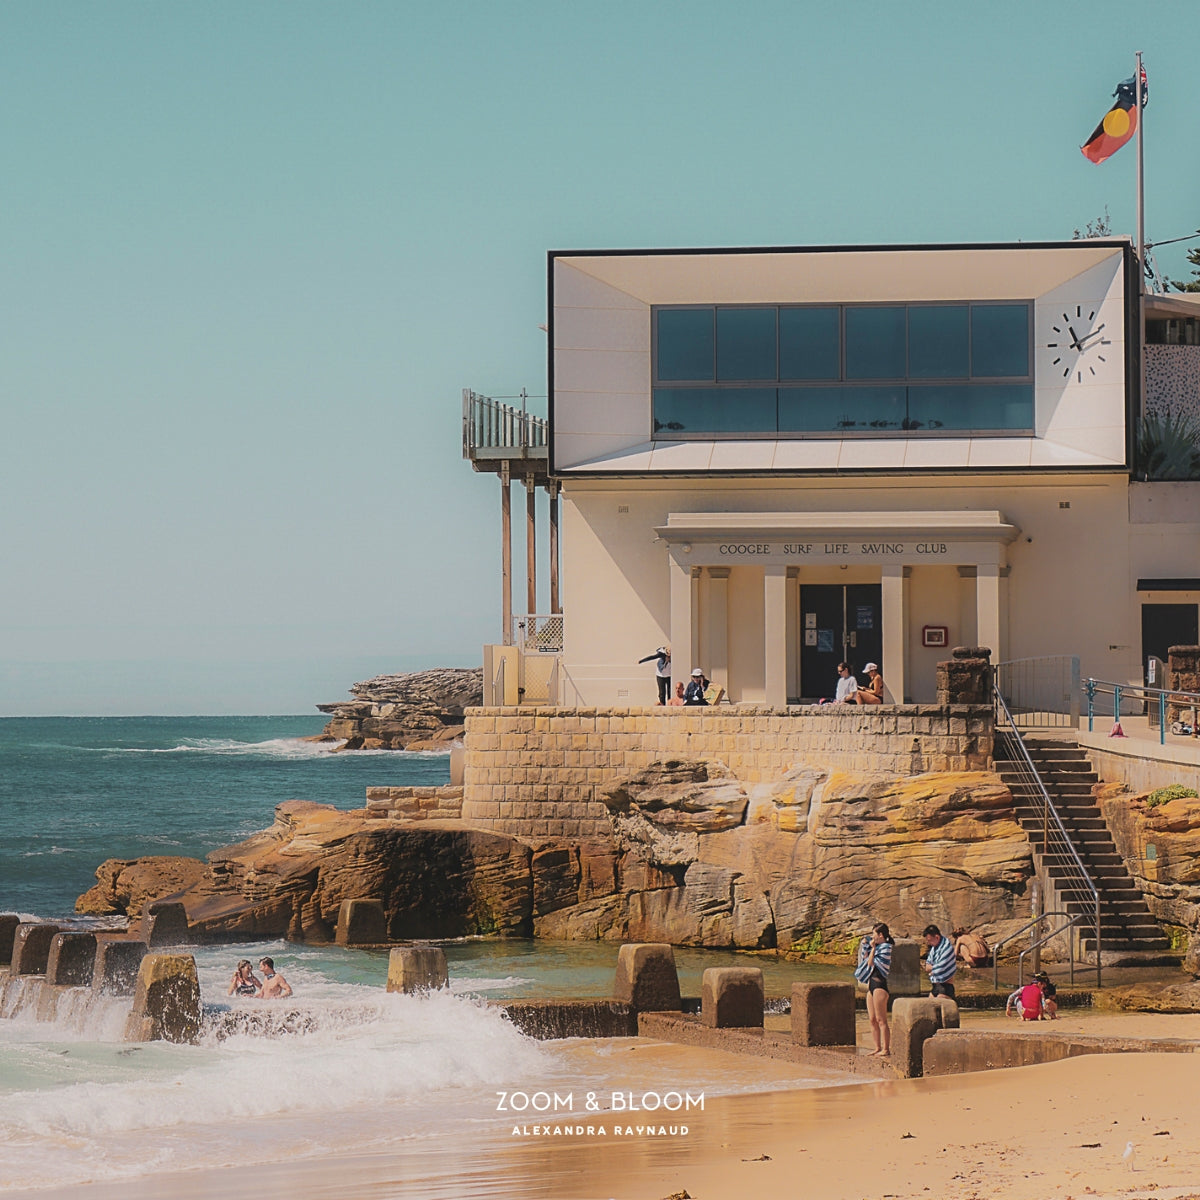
[790,981,856,1047]
[888,941,922,996]
[45,932,98,987]
[0,914,20,965]
[386,946,449,994]
[700,967,764,1029]
[143,901,190,947]
[891,997,942,1078]
[932,997,960,1029]
[612,943,682,1013]
[336,899,387,946]
[93,940,149,995]
[125,954,202,1044]
[13,923,61,975]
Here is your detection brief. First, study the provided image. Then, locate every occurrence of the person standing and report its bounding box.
[854,923,893,1056]
[638,647,672,705]
[257,957,293,999]
[922,924,957,998]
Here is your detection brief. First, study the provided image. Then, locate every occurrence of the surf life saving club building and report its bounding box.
[476,241,1200,707]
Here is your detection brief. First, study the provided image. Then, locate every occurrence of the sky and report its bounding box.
[1,0,1196,715]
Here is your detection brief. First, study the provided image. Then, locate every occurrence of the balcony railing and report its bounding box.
[462,390,548,460]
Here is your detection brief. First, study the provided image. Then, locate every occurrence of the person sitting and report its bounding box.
[683,668,709,706]
[1004,986,1025,1018]
[667,681,686,707]
[1034,972,1058,1019]
[1018,978,1045,1021]
[820,662,859,705]
[853,663,885,705]
[953,927,991,968]
[227,959,261,998]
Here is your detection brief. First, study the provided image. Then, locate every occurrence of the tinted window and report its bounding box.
[717,307,776,380]
[971,305,1030,377]
[652,388,777,434]
[656,309,714,381]
[779,386,905,432]
[845,307,906,379]
[908,384,1033,431]
[908,305,968,378]
[779,307,840,380]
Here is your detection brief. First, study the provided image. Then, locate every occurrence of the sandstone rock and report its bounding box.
[387,946,449,993]
[76,856,208,918]
[125,954,201,1044]
[336,899,387,945]
[612,943,681,1013]
[700,967,764,1028]
[601,759,747,834]
[888,941,923,997]
[1093,980,1200,1013]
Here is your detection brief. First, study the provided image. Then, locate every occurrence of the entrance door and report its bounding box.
[1142,603,1199,681]
[799,584,883,701]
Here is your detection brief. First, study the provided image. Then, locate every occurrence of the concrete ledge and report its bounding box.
[637,1011,898,1079]
[922,1027,1200,1076]
[496,1000,637,1039]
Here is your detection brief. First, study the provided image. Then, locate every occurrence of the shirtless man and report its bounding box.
[257,957,293,999]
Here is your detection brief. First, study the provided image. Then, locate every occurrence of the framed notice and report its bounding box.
[922,625,949,648]
[805,612,817,629]
[804,629,818,646]
[817,629,835,653]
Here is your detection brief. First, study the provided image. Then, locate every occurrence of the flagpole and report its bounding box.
[1135,50,1146,438]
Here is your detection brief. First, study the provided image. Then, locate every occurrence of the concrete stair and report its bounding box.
[994,734,1174,963]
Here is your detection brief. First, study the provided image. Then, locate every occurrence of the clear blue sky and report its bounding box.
[1,0,1195,715]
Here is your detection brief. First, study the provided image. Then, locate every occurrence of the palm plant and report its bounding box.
[1137,408,1200,480]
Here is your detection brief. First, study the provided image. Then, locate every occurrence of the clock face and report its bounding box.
[1045,305,1113,383]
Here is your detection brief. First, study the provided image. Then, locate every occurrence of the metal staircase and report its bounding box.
[993,722,1173,962]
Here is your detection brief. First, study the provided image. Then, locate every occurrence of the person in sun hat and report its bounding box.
[683,667,709,706]
[637,646,672,705]
[853,662,885,705]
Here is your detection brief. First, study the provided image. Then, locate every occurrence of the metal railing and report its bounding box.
[1085,677,1200,745]
[514,613,564,653]
[994,684,1102,983]
[995,656,1080,728]
[462,390,548,457]
[992,910,1098,990]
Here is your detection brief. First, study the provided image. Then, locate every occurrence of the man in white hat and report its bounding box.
[683,667,710,706]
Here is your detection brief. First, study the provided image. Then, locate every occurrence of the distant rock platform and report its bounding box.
[313,667,482,751]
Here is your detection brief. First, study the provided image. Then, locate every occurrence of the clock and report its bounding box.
[1045,305,1112,384]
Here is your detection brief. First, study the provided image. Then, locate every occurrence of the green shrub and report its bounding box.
[1137,409,1200,481]
[1145,783,1199,808]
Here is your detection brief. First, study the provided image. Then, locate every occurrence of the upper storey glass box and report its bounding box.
[652,302,1033,437]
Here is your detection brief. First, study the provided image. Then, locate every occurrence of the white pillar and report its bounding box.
[881,565,906,704]
[670,554,694,678]
[785,569,800,702]
[707,568,730,692]
[690,567,702,671]
[976,564,1002,662]
[764,565,788,707]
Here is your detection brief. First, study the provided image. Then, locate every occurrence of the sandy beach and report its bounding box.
[11,1024,1200,1200]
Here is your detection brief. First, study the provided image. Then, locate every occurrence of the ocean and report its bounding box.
[0,716,850,1195]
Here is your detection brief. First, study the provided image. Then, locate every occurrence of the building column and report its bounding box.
[670,554,694,679]
[500,465,512,645]
[525,476,537,616]
[548,481,560,614]
[690,567,702,670]
[764,564,788,707]
[707,568,730,692]
[785,569,800,702]
[976,564,1002,663]
[881,565,906,704]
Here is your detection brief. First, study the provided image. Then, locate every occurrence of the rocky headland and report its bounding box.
[313,667,482,751]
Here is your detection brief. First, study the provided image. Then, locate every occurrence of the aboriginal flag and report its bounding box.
[1082,67,1148,164]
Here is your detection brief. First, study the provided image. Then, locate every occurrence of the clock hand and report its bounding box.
[1077,323,1107,349]
[1067,325,1083,351]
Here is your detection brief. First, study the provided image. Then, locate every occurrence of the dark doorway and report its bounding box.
[799,583,883,701]
[1141,603,1199,681]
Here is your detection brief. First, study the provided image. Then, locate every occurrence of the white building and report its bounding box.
[470,242,1200,707]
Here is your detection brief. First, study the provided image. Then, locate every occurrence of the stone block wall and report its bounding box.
[363,785,464,821]
[461,704,994,839]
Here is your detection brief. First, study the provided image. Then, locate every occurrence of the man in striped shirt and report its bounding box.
[922,924,957,999]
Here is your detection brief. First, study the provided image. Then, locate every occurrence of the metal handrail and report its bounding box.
[995,655,1080,728]
[994,684,1102,985]
[1018,916,1093,989]
[462,389,548,457]
[1084,677,1200,745]
[991,910,1093,991]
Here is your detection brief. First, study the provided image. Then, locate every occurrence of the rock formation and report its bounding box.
[314,667,483,751]
[76,760,1036,953]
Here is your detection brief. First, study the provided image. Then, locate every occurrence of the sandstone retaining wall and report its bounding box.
[364,785,463,821]
[462,705,993,838]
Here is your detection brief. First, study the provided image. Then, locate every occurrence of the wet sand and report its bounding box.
[10,1038,1200,1200]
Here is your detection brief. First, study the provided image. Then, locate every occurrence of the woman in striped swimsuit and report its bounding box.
[855,922,894,1056]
